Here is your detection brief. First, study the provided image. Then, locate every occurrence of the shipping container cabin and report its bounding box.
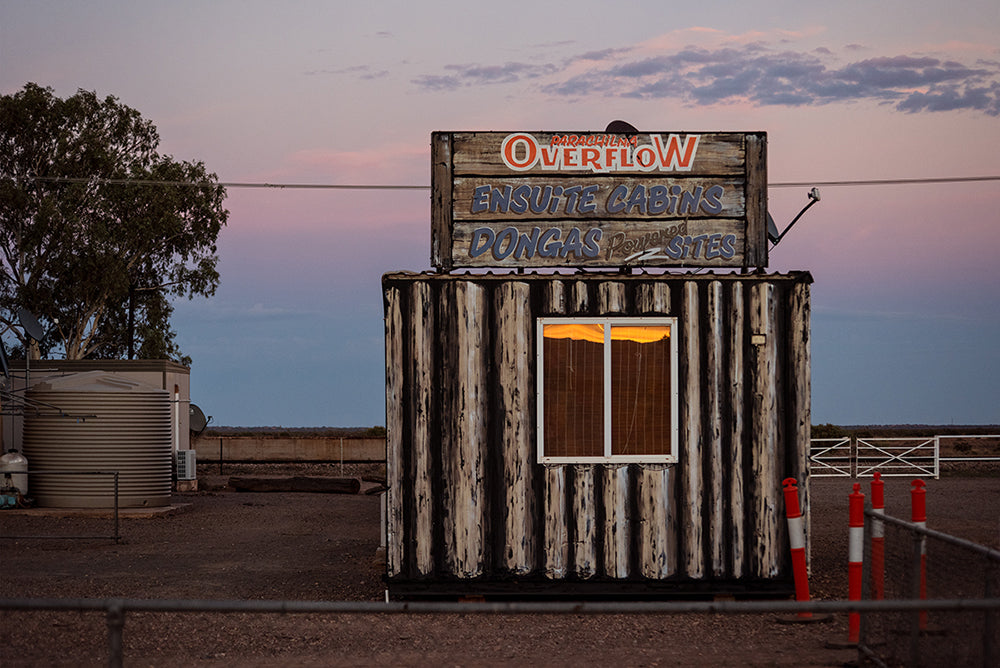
[383,270,812,598]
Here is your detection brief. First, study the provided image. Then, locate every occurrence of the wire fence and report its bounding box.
[860,509,1000,667]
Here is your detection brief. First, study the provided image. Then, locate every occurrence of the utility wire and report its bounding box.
[769,175,1000,188]
[17,176,427,190]
[13,174,1000,190]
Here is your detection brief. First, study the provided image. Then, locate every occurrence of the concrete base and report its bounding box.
[176,479,199,493]
[0,503,193,519]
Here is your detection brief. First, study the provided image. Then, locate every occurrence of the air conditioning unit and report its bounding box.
[175,450,197,480]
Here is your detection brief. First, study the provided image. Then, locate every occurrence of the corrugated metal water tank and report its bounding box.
[23,371,172,508]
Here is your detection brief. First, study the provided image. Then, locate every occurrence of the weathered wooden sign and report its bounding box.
[431,131,768,270]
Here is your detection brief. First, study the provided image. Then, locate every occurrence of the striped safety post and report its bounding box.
[848,482,865,644]
[911,479,928,630]
[870,472,885,600]
[782,477,813,618]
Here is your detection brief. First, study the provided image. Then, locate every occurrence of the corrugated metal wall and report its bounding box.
[383,271,811,591]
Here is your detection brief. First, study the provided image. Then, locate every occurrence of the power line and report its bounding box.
[770,175,1000,188]
[18,176,428,190]
[13,174,1000,191]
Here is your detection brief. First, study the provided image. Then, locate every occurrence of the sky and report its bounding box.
[2,1,998,427]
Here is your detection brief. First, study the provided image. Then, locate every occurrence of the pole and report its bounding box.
[870,472,885,600]
[911,479,928,630]
[127,284,136,360]
[848,482,865,644]
[782,478,813,618]
[106,599,124,668]
[113,472,120,544]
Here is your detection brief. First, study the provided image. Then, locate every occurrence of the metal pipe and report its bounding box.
[106,599,124,668]
[4,596,1000,616]
[866,509,1000,562]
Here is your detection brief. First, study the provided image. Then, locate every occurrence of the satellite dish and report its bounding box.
[189,403,209,435]
[605,119,638,133]
[766,212,780,244]
[17,308,44,341]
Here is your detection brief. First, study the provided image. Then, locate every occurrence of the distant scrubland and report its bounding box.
[203,426,386,439]
[811,424,999,438]
[203,424,998,440]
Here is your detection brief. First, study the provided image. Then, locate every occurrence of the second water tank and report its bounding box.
[23,372,172,508]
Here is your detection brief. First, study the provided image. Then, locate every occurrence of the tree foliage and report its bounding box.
[0,83,227,362]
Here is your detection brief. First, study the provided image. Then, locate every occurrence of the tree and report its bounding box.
[0,83,227,363]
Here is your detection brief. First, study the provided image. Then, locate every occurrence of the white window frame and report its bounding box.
[536,316,679,464]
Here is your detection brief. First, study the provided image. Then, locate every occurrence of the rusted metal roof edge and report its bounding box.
[383,269,813,285]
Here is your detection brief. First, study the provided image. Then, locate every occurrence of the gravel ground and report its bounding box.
[1,464,997,666]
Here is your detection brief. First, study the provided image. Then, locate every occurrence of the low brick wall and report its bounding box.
[192,436,385,463]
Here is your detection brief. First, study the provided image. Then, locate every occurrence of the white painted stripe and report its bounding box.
[872,508,884,538]
[849,526,864,563]
[786,515,805,550]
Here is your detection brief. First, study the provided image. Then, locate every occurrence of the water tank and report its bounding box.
[23,372,172,508]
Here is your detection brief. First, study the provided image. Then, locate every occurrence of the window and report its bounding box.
[537,317,678,463]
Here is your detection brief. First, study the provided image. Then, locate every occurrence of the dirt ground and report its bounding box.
[1,463,998,667]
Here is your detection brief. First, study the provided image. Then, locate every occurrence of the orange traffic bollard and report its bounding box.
[848,482,865,644]
[870,472,885,600]
[911,479,928,630]
[782,478,813,618]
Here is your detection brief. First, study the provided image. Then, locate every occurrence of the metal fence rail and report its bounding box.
[4,596,1000,668]
[938,434,1000,463]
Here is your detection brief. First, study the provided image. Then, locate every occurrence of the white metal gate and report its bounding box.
[808,437,852,477]
[855,437,937,478]
[809,436,939,478]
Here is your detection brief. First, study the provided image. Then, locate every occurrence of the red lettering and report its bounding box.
[500,133,700,173]
[539,146,561,168]
[502,133,538,170]
[635,146,656,169]
[654,134,699,170]
[562,146,579,167]
[605,146,618,169]
[619,147,634,168]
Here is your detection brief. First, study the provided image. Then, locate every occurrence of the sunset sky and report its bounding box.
[2,1,998,426]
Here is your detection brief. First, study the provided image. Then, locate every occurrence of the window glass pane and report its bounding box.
[543,323,604,457]
[610,325,672,456]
